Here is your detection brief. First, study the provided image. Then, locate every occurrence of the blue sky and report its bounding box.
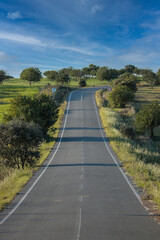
[0,0,160,77]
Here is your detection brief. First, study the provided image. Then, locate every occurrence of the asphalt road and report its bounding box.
[0,88,160,240]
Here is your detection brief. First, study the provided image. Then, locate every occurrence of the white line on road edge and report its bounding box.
[0,90,77,226]
[92,94,143,205]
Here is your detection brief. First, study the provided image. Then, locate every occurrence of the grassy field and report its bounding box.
[0,78,54,123]
[70,78,110,87]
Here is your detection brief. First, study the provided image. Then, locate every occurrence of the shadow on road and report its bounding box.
[41,163,123,168]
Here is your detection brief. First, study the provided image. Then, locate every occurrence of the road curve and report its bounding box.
[0,87,159,240]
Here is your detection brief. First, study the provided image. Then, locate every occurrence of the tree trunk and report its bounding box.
[150,128,154,138]
[21,161,25,169]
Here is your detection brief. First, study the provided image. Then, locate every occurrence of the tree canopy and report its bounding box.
[0,120,43,169]
[20,68,42,85]
[0,70,9,84]
[114,73,139,92]
[4,94,59,135]
[135,101,160,137]
[43,70,58,81]
[108,85,134,108]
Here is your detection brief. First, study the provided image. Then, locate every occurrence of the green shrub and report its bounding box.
[120,126,135,139]
[135,101,160,137]
[79,79,86,87]
[4,94,58,135]
[108,85,134,108]
[53,86,69,105]
[0,120,43,169]
[114,73,138,92]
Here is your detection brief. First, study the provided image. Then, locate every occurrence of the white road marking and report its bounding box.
[79,183,84,191]
[76,208,82,240]
[0,90,77,226]
[79,196,83,202]
[92,94,143,205]
[76,93,84,240]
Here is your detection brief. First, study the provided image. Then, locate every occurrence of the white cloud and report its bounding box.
[118,52,155,64]
[7,11,22,20]
[0,52,14,63]
[91,4,103,14]
[0,32,46,46]
[53,45,95,55]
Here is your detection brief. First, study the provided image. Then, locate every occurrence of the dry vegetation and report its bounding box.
[95,89,160,215]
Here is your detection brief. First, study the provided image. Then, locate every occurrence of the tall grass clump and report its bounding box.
[96,89,160,208]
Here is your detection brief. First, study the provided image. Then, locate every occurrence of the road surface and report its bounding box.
[0,88,159,240]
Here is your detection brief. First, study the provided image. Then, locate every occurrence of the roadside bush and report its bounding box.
[3,94,59,135]
[135,101,160,137]
[108,85,134,108]
[53,86,69,105]
[79,79,86,87]
[114,73,139,92]
[0,120,43,169]
[120,126,135,139]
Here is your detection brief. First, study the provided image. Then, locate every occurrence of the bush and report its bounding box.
[120,126,135,139]
[0,120,43,169]
[135,101,160,137]
[79,79,86,87]
[114,73,139,92]
[53,86,69,105]
[108,85,134,108]
[4,94,59,135]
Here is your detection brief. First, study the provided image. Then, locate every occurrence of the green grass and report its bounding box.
[0,78,53,123]
[69,78,111,87]
[0,77,110,123]
[96,89,160,209]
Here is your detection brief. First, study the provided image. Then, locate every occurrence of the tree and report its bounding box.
[55,72,70,86]
[82,67,91,77]
[0,70,9,84]
[96,67,109,81]
[156,69,160,85]
[4,94,59,135]
[70,69,83,81]
[0,120,43,169]
[114,73,139,92]
[108,85,134,108]
[141,69,157,86]
[20,68,42,85]
[88,64,99,77]
[135,101,160,137]
[125,65,136,74]
[108,68,119,80]
[43,70,58,81]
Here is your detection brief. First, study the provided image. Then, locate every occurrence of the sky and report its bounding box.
[0,0,160,77]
